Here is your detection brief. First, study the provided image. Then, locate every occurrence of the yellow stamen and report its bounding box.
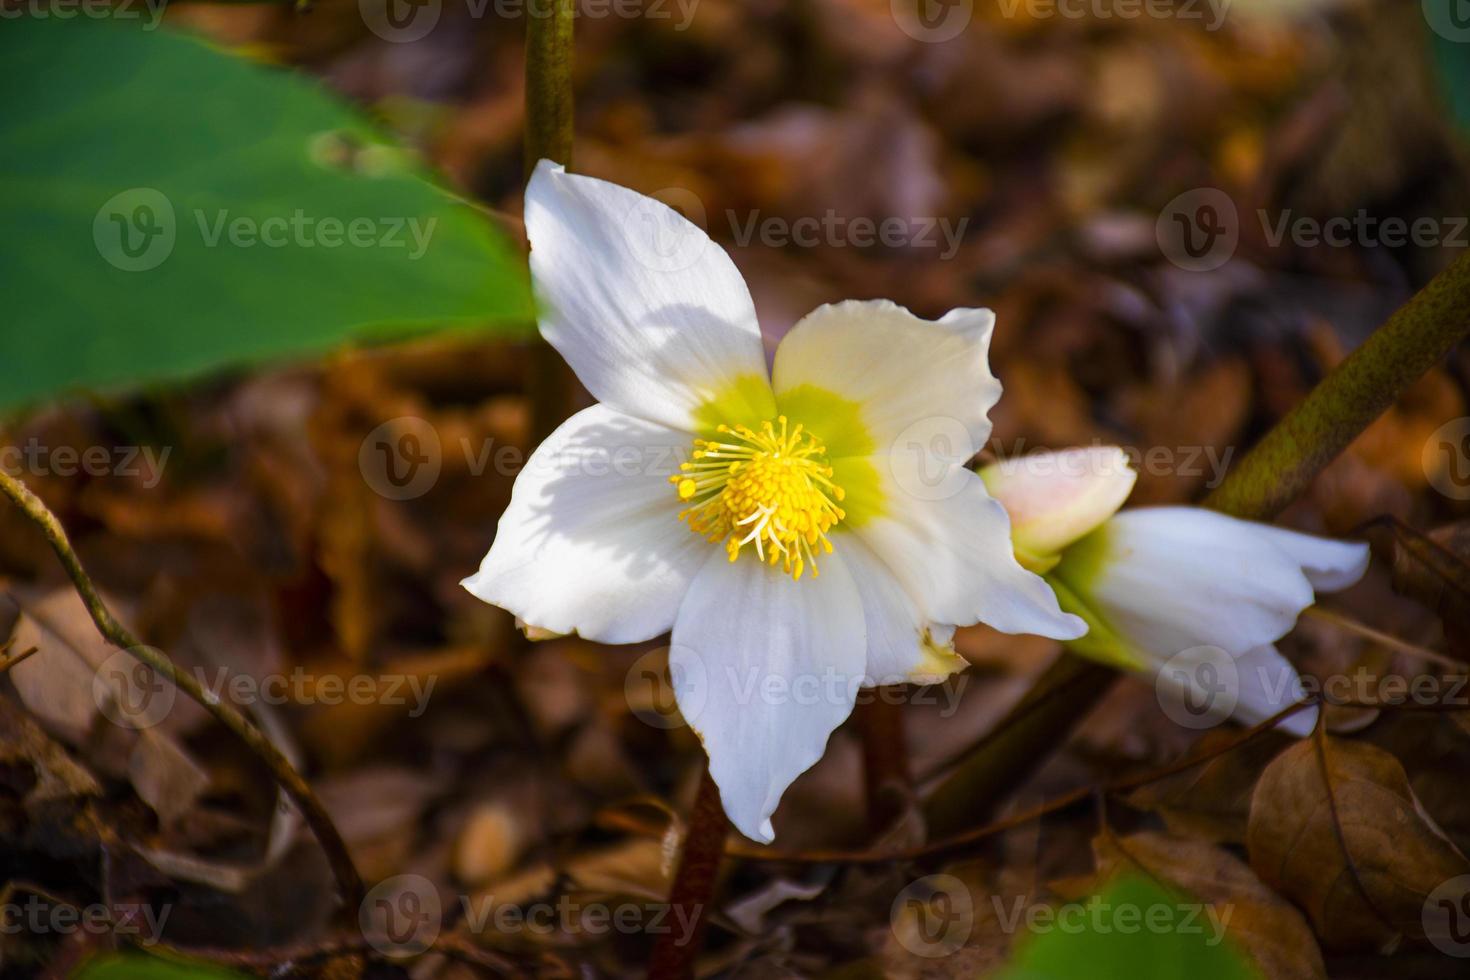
[668,415,845,581]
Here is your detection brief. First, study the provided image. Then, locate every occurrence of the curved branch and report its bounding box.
[0,470,365,913]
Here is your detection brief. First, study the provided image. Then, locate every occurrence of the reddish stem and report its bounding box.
[648,765,728,980]
[857,694,912,833]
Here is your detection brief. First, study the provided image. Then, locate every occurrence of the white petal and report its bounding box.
[462,404,705,644]
[1234,645,1318,737]
[1057,507,1315,659]
[1245,524,1370,591]
[525,161,775,432]
[771,300,999,458]
[838,535,966,684]
[670,549,866,843]
[978,446,1137,559]
[852,463,1086,640]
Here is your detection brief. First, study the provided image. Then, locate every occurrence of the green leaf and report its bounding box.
[71,951,250,980]
[1428,20,1470,135]
[993,875,1261,980]
[0,18,532,413]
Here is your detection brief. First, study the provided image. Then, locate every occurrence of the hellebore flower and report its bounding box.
[979,447,1370,736]
[463,161,1085,842]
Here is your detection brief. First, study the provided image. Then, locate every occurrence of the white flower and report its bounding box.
[463,161,1085,842]
[979,447,1370,737]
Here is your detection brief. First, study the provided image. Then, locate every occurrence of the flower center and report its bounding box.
[670,416,846,580]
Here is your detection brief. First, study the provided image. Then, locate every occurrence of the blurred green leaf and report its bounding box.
[1429,26,1470,135]
[993,875,1260,980]
[0,18,532,413]
[71,951,249,980]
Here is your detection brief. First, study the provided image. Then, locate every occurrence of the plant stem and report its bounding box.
[524,0,574,175]
[649,765,727,980]
[857,696,912,833]
[524,0,576,444]
[923,249,1470,834]
[0,470,365,914]
[1205,249,1470,519]
[923,654,1112,837]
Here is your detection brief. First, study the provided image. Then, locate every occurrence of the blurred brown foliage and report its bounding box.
[5,0,1470,976]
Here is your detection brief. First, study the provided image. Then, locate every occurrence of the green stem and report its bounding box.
[1205,250,1470,519]
[0,470,365,915]
[524,0,576,444]
[924,249,1470,834]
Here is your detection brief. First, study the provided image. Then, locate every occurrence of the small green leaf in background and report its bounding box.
[1428,11,1470,135]
[993,875,1260,980]
[0,17,532,413]
[71,951,250,980]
